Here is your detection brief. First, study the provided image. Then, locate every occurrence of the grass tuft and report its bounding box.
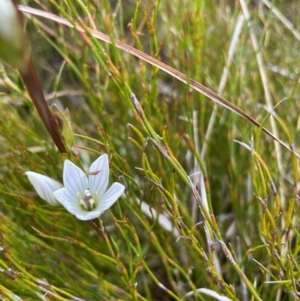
[1,1,300,300]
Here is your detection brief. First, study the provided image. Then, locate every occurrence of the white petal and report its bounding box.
[183,288,233,301]
[75,211,102,221]
[25,171,62,206]
[96,182,125,213]
[53,188,81,214]
[63,160,88,196]
[88,154,109,197]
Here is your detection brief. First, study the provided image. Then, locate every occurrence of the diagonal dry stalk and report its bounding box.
[20,58,67,153]
[1,0,66,153]
[18,4,299,159]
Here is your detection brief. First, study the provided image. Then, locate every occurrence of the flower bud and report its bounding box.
[0,0,30,71]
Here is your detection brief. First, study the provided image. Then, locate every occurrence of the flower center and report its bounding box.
[79,188,96,211]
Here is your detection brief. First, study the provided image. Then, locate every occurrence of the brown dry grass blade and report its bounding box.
[20,58,67,153]
[18,5,298,158]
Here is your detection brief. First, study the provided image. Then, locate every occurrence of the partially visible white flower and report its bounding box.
[0,0,30,71]
[25,171,62,206]
[53,154,125,221]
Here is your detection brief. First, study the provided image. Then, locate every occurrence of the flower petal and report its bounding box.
[25,171,62,206]
[88,154,109,197]
[63,160,88,196]
[53,188,82,214]
[75,211,102,221]
[95,182,125,213]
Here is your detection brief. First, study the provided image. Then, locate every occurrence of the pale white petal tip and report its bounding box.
[25,171,62,206]
[183,288,233,301]
[90,154,108,169]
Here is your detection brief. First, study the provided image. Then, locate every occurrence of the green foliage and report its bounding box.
[1,0,300,300]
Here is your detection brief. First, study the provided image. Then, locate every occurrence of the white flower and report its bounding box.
[0,0,29,71]
[53,154,125,221]
[25,171,62,206]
